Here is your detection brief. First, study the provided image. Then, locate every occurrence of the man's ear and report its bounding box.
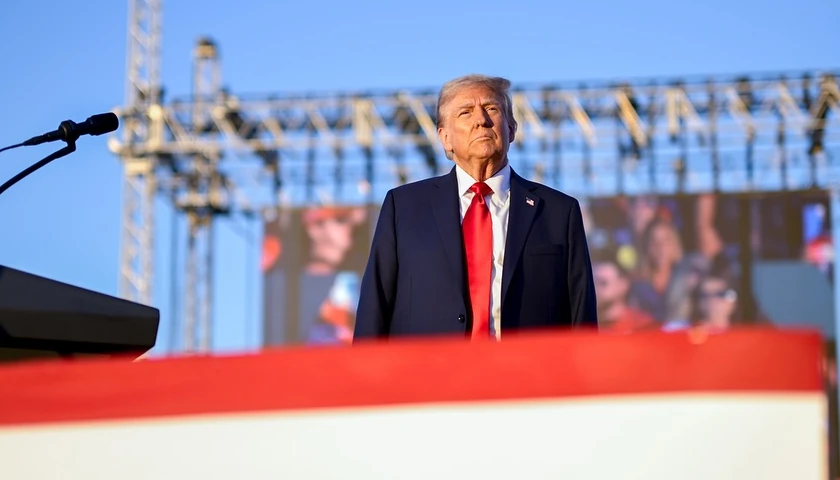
[438,126,451,152]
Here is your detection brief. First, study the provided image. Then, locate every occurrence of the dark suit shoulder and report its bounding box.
[516,175,580,207]
[384,170,451,201]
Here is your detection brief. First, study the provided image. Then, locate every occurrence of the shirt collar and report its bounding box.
[455,163,511,204]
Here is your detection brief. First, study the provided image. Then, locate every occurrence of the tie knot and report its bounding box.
[469,182,493,198]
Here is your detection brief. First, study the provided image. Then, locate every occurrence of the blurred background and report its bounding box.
[0,0,838,473]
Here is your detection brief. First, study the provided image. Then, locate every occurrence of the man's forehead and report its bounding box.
[450,86,503,105]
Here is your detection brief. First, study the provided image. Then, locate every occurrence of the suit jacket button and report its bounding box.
[458,314,465,323]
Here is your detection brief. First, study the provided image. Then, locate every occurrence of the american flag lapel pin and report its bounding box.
[526,197,535,207]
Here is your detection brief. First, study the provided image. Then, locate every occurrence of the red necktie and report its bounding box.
[463,182,493,339]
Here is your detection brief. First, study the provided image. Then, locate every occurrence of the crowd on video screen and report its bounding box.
[586,191,834,334]
[260,191,835,345]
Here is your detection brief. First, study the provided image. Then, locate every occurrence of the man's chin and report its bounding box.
[469,139,498,150]
[467,146,502,158]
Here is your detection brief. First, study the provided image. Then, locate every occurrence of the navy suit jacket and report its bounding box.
[354,167,597,339]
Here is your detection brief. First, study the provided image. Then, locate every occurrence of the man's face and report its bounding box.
[437,85,515,164]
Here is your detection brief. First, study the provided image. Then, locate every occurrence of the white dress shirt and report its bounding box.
[455,163,511,340]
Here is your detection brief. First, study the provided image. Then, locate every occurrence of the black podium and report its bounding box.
[0,264,159,363]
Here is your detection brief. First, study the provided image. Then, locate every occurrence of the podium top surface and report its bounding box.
[0,265,160,357]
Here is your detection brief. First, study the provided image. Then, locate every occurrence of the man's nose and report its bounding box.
[474,107,492,126]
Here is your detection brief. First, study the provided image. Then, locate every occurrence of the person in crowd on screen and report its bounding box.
[688,270,741,332]
[628,217,687,322]
[302,206,367,274]
[662,262,742,332]
[663,194,738,325]
[296,206,368,345]
[592,250,656,333]
[628,195,659,249]
[308,272,360,345]
[353,74,597,341]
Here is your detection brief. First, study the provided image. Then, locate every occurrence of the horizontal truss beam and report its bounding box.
[110,71,840,208]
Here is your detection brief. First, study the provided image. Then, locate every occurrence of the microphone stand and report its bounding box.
[0,141,76,197]
[0,142,24,155]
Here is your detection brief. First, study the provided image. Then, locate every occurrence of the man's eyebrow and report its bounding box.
[455,100,501,110]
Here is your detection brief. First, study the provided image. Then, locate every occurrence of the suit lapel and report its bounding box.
[430,168,466,306]
[502,171,540,306]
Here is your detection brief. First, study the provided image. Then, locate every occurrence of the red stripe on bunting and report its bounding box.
[0,328,824,427]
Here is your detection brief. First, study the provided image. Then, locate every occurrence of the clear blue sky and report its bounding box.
[0,0,837,356]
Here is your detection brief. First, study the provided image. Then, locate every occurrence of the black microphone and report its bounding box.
[0,112,119,198]
[22,112,119,147]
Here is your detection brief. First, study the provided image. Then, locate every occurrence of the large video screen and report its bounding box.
[261,190,835,346]
[261,205,373,346]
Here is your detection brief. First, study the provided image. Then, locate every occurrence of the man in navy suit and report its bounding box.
[354,74,597,340]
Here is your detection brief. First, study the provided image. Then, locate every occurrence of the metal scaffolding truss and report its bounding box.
[110,2,840,353]
[116,0,161,308]
[112,68,840,209]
